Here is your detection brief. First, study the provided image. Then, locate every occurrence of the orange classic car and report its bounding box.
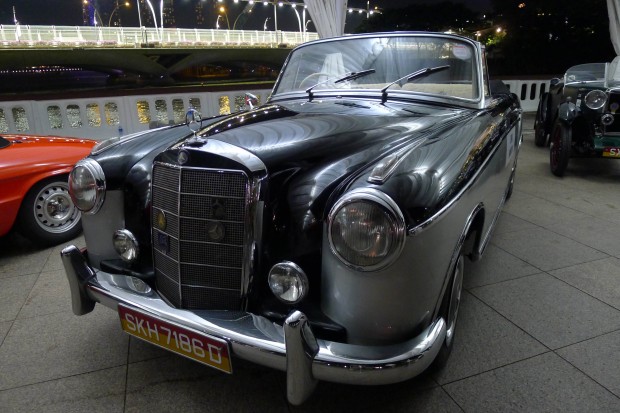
[0,134,96,246]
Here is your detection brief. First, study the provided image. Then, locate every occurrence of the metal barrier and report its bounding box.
[0,78,550,139]
[0,24,319,48]
[502,79,550,113]
[0,88,273,140]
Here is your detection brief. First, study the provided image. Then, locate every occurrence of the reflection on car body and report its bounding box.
[61,32,522,405]
[535,59,620,176]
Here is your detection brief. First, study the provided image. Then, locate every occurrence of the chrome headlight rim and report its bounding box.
[69,158,106,215]
[327,188,406,272]
[585,89,607,110]
[268,261,309,304]
[113,229,140,263]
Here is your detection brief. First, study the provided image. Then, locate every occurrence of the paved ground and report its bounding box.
[1,114,620,412]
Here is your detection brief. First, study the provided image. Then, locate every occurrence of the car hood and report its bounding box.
[188,100,471,172]
[97,99,473,188]
[94,98,487,271]
[1,134,95,149]
[160,99,479,230]
[0,134,95,177]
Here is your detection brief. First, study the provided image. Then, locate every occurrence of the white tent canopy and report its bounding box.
[608,0,620,54]
[303,0,348,38]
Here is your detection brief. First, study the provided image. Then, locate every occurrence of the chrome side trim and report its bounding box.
[408,120,502,237]
[61,245,446,402]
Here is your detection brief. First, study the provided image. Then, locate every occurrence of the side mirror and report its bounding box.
[245,93,259,110]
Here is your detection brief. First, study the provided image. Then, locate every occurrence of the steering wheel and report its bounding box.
[299,72,331,90]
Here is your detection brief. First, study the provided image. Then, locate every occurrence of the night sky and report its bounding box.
[2,0,493,31]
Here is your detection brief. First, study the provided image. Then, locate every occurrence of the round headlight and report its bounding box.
[268,262,309,304]
[69,159,106,214]
[328,189,405,271]
[113,229,139,262]
[585,90,607,110]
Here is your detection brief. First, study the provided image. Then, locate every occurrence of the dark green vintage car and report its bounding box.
[535,61,620,176]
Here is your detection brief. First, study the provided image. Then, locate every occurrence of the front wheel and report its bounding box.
[534,93,550,147]
[17,175,83,246]
[550,120,572,177]
[433,251,464,368]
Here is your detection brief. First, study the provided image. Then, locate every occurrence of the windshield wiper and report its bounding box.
[305,69,376,100]
[380,65,450,103]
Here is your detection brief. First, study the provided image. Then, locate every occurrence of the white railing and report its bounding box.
[502,79,550,113]
[0,80,546,140]
[0,24,319,48]
[0,87,274,140]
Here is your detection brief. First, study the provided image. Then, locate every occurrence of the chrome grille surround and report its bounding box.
[151,142,266,311]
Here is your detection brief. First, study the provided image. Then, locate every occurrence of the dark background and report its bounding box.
[0,0,615,76]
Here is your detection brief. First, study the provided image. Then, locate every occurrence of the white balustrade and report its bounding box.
[0,24,318,48]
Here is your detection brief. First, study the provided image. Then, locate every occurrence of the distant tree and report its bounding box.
[489,0,615,75]
[355,2,478,34]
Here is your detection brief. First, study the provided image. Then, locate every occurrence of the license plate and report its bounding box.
[118,304,232,374]
[603,147,620,157]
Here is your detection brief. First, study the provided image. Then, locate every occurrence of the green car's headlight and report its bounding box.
[328,188,406,271]
[585,90,607,110]
[69,158,106,214]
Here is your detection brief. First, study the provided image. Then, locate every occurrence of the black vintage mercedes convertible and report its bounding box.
[62,32,521,404]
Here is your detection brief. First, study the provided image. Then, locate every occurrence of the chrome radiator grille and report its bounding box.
[152,162,248,310]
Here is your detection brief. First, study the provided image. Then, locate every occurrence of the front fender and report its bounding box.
[558,101,579,124]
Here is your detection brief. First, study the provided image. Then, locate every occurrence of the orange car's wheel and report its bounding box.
[17,175,82,246]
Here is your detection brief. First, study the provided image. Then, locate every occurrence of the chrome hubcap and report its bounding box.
[33,182,80,234]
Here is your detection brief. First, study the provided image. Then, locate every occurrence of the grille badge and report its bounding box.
[206,221,226,242]
[154,209,167,231]
[178,150,189,165]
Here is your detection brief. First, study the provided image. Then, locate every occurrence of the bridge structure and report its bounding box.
[0,25,548,141]
[0,25,319,77]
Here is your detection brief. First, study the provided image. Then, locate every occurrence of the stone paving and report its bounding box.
[1,114,620,412]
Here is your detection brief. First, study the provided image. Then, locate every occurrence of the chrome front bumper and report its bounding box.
[62,245,446,405]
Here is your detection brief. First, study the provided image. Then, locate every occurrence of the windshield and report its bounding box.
[273,35,479,101]
[565,63,606,84]
[607,57,620,87]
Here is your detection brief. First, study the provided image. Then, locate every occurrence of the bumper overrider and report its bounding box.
[62,245,446,405]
